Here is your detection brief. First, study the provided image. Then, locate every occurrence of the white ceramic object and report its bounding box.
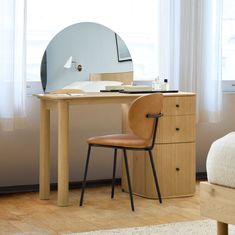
[63,81,123,92]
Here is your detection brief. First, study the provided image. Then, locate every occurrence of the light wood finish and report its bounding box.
[39,100,50,200]
[49,89,84,94]
[0,183,202,234]
[157,116,195,143]
[200,182,235,235]
[162,95,195,115]
[122,94,196,199]
[89,71,133,85]
[129,143,196,198]
[57,101,69,206]
[35,92,195,206]
[217,222,228,235]
[200,182,235,224]
[128,94,163,140]
[36,92,142,206]
[147,143,196,198]
[36,91,194,101]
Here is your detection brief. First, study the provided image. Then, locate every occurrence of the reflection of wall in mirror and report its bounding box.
[45,22,133,92]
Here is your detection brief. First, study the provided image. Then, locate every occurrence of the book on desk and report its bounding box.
[100,84,178,94]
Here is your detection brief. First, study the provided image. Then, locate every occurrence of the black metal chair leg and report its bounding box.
[123,149,135,211]
[80,145,92,206]
[148,150,162,203]
[111,148,117,199]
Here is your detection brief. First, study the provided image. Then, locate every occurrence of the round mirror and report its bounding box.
[40,22,133,93]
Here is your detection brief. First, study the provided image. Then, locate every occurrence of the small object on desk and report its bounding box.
[66,93,85,96]
[152,76,162,90]
[100,89,124,92]
[123,85,153,92]
[48,93,84,97]
[159,79,170,91]
[101,84,154,92]
[152,77,170,91]
[105,85,123,91]
[119,90,178,94]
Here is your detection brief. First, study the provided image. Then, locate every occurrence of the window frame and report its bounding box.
[221,0,235,92]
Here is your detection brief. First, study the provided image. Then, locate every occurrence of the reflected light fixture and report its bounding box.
[64,56,82,72]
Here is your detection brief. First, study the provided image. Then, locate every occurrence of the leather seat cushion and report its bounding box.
[87,134,150,148]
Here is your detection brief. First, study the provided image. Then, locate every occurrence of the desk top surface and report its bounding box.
[34,91,195,101]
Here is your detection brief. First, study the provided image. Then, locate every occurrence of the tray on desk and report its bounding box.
[118,90,178,94]
[100,89,124,92]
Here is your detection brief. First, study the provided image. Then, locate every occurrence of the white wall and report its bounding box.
[0,92,123,186]
[196,93,235,171]
[1,93,235,186]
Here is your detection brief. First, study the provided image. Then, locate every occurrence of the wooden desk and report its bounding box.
[35,92,195,206]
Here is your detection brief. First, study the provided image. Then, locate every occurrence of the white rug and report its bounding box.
[69,219,235,235]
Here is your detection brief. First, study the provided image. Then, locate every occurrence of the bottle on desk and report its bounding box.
[152,76,161,90]
[152,77,170,91]
[161,79,170,91]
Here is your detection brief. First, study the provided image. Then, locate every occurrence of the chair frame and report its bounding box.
[80,113,163,211]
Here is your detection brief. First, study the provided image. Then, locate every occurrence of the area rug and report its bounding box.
[69,219,235,235]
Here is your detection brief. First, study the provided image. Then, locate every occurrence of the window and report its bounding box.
[222,0,235,91]
[26,0,158,82]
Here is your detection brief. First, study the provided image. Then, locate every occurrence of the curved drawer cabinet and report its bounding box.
[122,92,196,199]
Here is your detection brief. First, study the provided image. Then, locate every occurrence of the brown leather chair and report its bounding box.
[80,94,163,211]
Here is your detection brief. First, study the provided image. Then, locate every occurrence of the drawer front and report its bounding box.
[162,96,195,116]
[157,115,195,143]
[145,143,196,198]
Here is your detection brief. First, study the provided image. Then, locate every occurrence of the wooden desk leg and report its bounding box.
[217,221,228,235]
[39,100,50,200]
[58,100,69,206]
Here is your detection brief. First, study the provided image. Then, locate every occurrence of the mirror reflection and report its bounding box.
[40,22,133,93]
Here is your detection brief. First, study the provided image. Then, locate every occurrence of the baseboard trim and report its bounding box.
[0,173,207,195]
[0,178,121,195]
[196,172,207,180]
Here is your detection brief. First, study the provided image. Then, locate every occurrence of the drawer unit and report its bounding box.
[122,93,196,199]
[157,115,195,143]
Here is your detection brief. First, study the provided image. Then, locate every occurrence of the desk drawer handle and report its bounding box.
[176,104,180,108]
[175,128,180,131]
[176,167,180,171]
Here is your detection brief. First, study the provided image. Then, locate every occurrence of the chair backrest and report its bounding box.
[128,94,163,140]
[89,71,133,85]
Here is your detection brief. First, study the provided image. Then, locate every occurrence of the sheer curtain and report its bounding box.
[0,0,26,131]
[159,0,222,123]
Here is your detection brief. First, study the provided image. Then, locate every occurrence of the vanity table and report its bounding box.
[35,91,195,207]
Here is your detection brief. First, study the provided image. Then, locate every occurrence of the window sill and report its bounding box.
[26,81,43,96]
[222,80,235,92]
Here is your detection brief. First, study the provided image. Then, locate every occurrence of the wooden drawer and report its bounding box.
[145,143,196,198]
[162,96,195,116]
[157,115,195,143]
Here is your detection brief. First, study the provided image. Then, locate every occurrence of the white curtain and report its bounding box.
[0,0,26,131]
[159,0,222,123]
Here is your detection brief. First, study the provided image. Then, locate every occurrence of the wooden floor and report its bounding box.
[0,182,204,234]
